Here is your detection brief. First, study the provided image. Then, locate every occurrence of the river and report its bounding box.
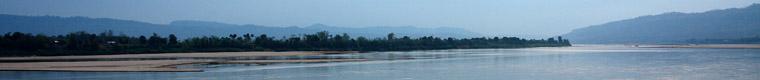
[2,45,760,80]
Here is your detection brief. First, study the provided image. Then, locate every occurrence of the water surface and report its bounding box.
[3,45,760,80]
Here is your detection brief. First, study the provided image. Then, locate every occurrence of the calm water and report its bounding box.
[3,45,760,80]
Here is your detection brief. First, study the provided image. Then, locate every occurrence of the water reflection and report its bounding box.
[2,45,760,80]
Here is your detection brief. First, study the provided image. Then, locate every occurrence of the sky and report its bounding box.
[1,0,759,38]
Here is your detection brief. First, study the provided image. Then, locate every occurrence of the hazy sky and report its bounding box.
[1,0,759,38]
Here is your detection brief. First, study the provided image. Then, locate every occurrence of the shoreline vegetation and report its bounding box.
[0,31,571,57]
[0,31,571,72]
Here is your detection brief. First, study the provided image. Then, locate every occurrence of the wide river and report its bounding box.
[2,45,760,80]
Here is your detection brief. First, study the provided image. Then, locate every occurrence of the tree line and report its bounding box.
[0,31,571,57]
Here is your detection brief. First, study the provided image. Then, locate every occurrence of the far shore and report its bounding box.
[0,51,363,72]
[631,44,760,49]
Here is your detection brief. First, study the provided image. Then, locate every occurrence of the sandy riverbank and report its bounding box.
[636,44,760,49]
[0,60,210,72]
[0,59,368,72]
[0,51,357,62]
[219,59,369,64]
[0,51,363,72]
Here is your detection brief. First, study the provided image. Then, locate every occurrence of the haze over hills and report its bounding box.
[563,4,760,44]
[0,14,480,38]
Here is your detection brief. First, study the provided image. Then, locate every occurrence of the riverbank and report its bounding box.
[0,60,209,72]
[0,51,356,62]
[635,44,760,49]
[0,51,363,72]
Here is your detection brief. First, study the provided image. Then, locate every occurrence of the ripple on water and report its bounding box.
[3,45,760,80]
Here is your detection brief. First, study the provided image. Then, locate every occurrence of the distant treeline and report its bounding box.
[0,31,571,57]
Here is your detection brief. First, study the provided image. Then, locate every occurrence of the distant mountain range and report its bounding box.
[563,4,760,44]
[0,14,480,38]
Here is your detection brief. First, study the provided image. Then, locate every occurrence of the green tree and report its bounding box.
[168,34,178,47]
[387,33,396,40]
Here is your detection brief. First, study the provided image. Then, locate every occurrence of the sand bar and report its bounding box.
[219,59,368,64]
[0,51,356,62]
[637,44,760,49]
[0,60,211,72]
[0,51,362,72]
[0,59,369,72]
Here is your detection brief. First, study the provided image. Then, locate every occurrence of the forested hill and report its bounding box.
[562,4,760,44]
[0,14,481,38]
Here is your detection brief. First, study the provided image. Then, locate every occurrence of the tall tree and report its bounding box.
[138,36,147,44]
[168,34,178,47]
[387,33,396,40]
